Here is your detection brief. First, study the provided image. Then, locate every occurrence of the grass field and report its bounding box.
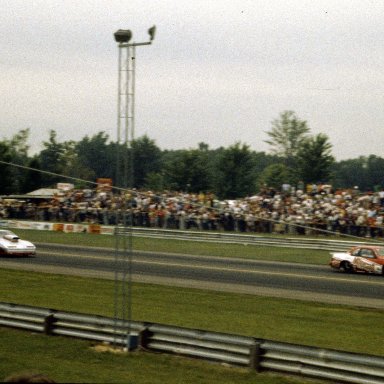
[1,268,383,356]
[0,328,320,384]
[14,228,332,264]
[1,228,383,383]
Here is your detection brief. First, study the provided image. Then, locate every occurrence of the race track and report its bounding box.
[1,243,384,309]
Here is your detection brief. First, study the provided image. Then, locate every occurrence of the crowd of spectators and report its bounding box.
[2,183,384,238]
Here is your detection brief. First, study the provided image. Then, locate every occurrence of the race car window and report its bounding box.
[360,249,374,258]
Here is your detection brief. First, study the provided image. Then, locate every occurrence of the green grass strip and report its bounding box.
[14,229,331,264]
[1,268,383,357]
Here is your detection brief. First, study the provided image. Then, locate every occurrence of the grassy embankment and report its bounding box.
[1,229,382,383]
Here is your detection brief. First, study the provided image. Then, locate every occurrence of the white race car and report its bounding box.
[0,230,36,256]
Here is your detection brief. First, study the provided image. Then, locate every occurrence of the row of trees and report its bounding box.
[1,111,383,198]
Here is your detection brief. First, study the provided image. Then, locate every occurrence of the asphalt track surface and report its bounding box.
[1,243,384,309]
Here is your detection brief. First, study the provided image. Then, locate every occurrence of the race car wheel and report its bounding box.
[340,261,354,273]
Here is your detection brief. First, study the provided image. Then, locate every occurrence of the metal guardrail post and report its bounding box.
[138,326,153,350]
[43,313,57,335]
[249,339,262,372]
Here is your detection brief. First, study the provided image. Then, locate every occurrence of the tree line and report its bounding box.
[1,111,383,198]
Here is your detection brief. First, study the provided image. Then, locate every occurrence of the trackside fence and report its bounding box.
[1,302,384,383]
[4,219,383,250]
[122,227,384,251]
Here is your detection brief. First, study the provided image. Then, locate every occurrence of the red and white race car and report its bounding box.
[330,245,384,275]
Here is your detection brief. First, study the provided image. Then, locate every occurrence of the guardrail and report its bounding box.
[1,302,383,383]
[126,227,383,251]
[4,218,383,251]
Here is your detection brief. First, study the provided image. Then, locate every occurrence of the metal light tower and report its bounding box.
[113,26,156,350]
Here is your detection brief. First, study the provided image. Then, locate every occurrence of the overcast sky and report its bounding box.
[1,0,384,160]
